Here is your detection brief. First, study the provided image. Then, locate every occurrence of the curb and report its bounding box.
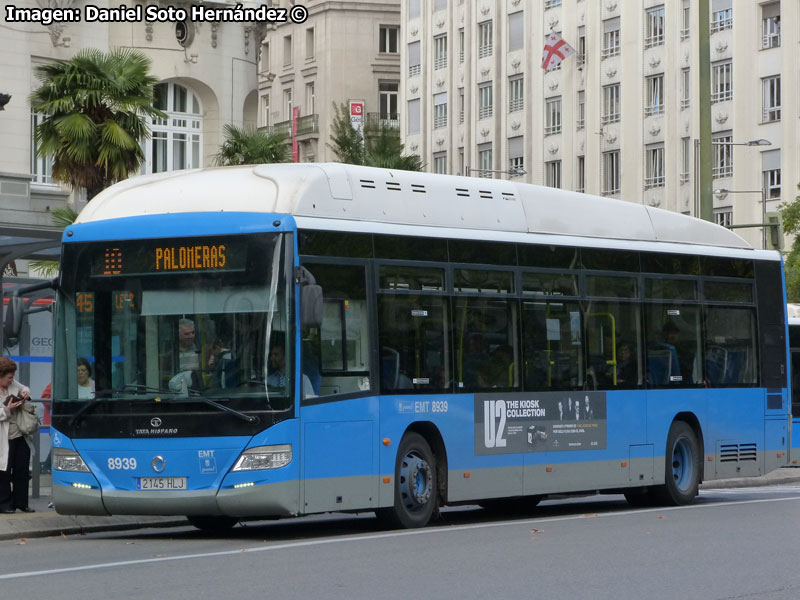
[0,515,188,541]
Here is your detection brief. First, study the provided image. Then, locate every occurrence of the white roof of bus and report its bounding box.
[76,163,763,256]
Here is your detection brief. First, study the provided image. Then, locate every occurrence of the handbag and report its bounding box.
[16,401,40,436]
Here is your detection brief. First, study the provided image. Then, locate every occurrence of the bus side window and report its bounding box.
[301,264,371,398]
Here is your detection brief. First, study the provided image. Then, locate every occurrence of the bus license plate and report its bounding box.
[137,477,187,490]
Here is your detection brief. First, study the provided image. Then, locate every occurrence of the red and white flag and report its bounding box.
[541,31,575,71]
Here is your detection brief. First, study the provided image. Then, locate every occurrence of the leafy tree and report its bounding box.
[30,48,165,200]
[780,184,800,302]
[328,102,422,171]
[214,124,289,166]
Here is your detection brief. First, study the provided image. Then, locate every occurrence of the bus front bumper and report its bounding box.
[53,481,300,518]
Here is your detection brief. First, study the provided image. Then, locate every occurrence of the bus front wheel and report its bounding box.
[378,432,438,529]
[654,421,701,505]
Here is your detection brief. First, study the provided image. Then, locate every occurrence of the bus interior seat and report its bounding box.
[647,348,673,385]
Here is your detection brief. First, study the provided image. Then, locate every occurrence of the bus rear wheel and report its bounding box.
[187,516,239,532]
[653,421,701,505]
[377,432,438,529]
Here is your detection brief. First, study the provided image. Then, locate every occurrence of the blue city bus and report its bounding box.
[47,164,790,529]
[787,313,800,467]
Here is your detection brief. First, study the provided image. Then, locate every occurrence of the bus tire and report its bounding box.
[623,489,653,507]
[654,421,701,505]
[187,516,238,532]
[377,432,438,529]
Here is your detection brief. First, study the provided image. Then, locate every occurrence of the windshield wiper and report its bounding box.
[121,383,202,397]
[66,390,117,428]
[157,394,260,424]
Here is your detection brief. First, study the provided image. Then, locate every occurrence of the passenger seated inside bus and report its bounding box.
[268,341,315,397]
[168,318,205,393]
[647,322,682,385]
[207,337,237,389]
[615,341,638,385]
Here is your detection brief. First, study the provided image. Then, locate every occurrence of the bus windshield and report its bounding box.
[54,232,291,426]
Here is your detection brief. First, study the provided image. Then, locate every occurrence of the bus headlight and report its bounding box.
[53,448,91,473]
[232,444,292,471]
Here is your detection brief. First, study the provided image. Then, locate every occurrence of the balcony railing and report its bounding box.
[366,112,400,130]
[762,33,781,48]
[259,114,319,138]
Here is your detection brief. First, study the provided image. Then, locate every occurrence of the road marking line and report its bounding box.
[2,494,800,581]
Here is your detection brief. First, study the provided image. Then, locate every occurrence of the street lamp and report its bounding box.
[464,165,527,178]
[713,188,768,249]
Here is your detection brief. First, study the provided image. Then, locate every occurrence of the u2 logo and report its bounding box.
[483,400,507,448]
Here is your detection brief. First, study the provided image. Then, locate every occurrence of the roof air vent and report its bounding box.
[502,192,516,201]
[359,179,376,189]
[479,190,493,200]
[386,182,401,192]
[411,184,426,194]
[455,188,470,198]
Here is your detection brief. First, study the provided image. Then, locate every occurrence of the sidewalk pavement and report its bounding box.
[2,468,799,541]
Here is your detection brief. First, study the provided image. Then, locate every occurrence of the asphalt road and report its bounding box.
[2,485,800,599]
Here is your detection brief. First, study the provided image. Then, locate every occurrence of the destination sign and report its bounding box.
[91,237,246,277]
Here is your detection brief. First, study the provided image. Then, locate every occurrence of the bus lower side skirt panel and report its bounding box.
[446,457,666,502]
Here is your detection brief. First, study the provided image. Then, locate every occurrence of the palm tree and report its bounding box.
[28,207,80,278]
[30,48,164,200]
[328,102,422,171]
[214,124,289,166]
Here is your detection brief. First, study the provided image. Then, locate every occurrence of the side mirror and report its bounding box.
[3,296,25,341]
[301,284,323,329]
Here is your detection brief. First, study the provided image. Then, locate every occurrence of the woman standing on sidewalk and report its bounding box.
[0,357,35,513]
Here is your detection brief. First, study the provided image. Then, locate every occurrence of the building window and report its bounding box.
[577,27,586,67]
[262,41,271,72]
[546,160,562,189]
[681,68,690,109]
[380,25,399,53]
[283,35,293,66]
[409,0,420,19]
[576,155,585,193]
[508,12,524,52]
[459,28,465,63]
[408,41,421,76]
[30,112,54,184]
[762,3,781,48]
[380,82,399,123]
[148,82,203,174]
[434,34,448,70]
[478,20,493,58]
[458,147,464,176]
[680,137,690,183]
[645,144,665,189]
[545,97,562,135]
[478,82,493,119]
[305,82,315,115]
[509,76,524,112]
[408,98,421,134]
[459,87,465,122]
[283,88,293,120]
[433,92,448,129]
[762,75,781,122]
[711,61,732,103]
[544,0,562,8]
[711,7,733,33]
[305,27,315,60]
[478,142,493,177]
[644,6,665,48]
[602,150,620,195]
[509,136,524,176]
[602,18,620,58]
[714,208,732,228]
[763,168,781,199]
[433,0,447,12]
[712,133,733,179]
[602,83,620,125]
[261,94,270,128]
[576,90,585,130]
[645,75,664,116]
[681,1,691,39]
[433,152,447,174]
